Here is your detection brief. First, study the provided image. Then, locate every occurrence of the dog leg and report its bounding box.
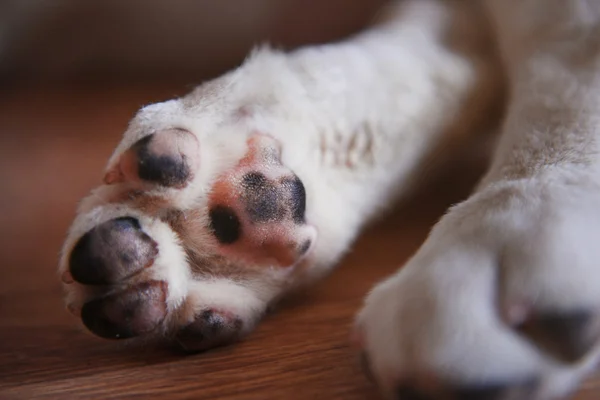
[59,0,498,351]
[356,1,600,398]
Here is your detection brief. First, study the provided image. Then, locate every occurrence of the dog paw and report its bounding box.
[355,181,600,399]
[59,101,317,351]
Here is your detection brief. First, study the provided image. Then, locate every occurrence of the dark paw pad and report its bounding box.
[175,309,243,352]
[104,129,199,187]
[452,384,510,400]
[517,310,600,363]
[134,134,190,187]
[452,379,537,400]
[280,175,306,224]
[69,217,158,285]
[241,172,285,223]
[81,281,167,339]
[209,206,242,244]
[396,384,433,400]
[395,379,537,400]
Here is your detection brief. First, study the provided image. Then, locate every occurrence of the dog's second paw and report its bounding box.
[355,180,600,400]
[59,100,317,351]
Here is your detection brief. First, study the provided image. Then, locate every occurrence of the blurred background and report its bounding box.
[1,0,389,86]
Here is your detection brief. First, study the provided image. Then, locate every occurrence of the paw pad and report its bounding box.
[81,280,168,339]
[209,205,242,245]
[176,309,243,352]
[104,129,199,188]
[207,134,315,267]
[69,217,158,285]
[517,310,600,363]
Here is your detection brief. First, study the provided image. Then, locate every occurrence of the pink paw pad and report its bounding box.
[207,134,317,268]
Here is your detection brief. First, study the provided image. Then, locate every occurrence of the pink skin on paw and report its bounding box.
[208,134,316,268]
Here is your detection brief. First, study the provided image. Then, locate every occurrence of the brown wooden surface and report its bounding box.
[1,86,599,400]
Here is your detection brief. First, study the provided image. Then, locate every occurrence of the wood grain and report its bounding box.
[0,86,598,400]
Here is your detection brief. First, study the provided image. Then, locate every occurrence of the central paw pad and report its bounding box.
[208,135,316,267]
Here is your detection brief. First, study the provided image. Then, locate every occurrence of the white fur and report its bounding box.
[357,0,600,398]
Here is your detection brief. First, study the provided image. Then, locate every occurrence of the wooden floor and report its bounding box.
[1,86,599,400]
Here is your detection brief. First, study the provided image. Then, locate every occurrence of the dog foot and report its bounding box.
[355,181,600,399]
[60,104,317,351]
